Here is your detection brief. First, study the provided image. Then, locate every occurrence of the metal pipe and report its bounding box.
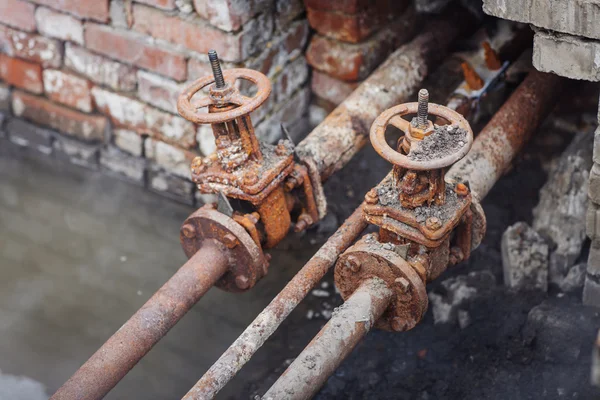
[51,239,230,400]
[296,10,474,182]
[182,205,368,400]
[446,70,564,201]
[262,277,393,400]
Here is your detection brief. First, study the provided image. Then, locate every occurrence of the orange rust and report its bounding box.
[461,61,484,91]
[257,186,291,248]
[483,41,502,70]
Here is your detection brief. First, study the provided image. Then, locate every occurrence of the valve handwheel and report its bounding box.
[370,102,473,171]
[177,68,271,124]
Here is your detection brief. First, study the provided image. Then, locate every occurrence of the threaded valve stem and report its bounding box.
[208,50,225,88]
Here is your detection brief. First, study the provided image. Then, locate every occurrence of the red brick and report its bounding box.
[43,69,93,112]
[0,54,43,94]
[12,90,108,142]
[193,0,269,32]
[0,0,36,32]
[303,0,367,14]
[91,87,196,148]
[136,0,177,10]
[306,10,416,81]
[35,7,84,44]
[137,70,182,114]
[64,44,137,92]
[28,0,110,22]
[311,70,359,105]
[84,23,187,81]
[306,0,407,43]
[0,25,62,68]
[132,4,273,62]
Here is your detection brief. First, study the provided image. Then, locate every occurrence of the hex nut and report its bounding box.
[222,233,238,248]
[235,275,250,290]
[426,216,442,231]
[181,223,196,239]
[365,189,379,205]
[345,255,361,272]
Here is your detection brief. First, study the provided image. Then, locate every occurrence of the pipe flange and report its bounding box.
[180,205,268,293]
[334,233,428,332]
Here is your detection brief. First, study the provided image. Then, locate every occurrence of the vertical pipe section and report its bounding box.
[297,10,474,182]
[262,278,393,400]
[51,240,230,400]
[446,71,564,201]
[183,205,368,400]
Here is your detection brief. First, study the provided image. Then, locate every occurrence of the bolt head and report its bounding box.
[425,216,442,231]
[395,277,410,293]
[235,275,250,290]
[222,233,238,248]
[455,183,469,196]
[365,189,379,205]
[181,223,196,239]
[243,171,259,185]
[275,141,288,156]
[345,255,361,272]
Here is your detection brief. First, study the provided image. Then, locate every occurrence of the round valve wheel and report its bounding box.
[370,103,473,171]
[177,68,271,124]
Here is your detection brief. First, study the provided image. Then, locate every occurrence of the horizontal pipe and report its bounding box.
[183,205,368,400]
[446,70,564,201]
[51,240,230,400]
[296,10,473,183]
[262,277,393,400]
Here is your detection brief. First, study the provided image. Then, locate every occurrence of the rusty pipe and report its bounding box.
[296,10,474,183]
[446,70,564,201]
[262,277,393,400]
[51,239,230,400]
[182,205,368,400]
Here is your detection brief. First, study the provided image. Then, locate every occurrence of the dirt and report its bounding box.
[408,124,468,162]
[247,85,600,399]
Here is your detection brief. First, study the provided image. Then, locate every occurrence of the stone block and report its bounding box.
[5,118,54,155]
[147,166,195,205]
[99,146,146,184]
[53,135,100,169]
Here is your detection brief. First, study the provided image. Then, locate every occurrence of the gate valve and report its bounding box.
[176,50,320,292]
[334,89,481,331]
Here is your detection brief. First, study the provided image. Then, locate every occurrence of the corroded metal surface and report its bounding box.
[180,205,267,292]
[296,12,470,182]
[182,206,368,400]
[50,240,230,400]
[262,278,394,400]
[335,234,428,332]
[446,71,564,201]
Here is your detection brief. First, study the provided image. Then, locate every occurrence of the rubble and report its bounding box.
[428,271,496,325]
[501,222,549,292]
[533,130,593,289]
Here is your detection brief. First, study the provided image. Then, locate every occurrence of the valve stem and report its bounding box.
[208,50,225,88]
[417,89,429,128]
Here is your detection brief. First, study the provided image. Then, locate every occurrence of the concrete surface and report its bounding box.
[0,142,320,399]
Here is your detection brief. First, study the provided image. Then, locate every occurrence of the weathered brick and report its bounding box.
[583,274,600,307]
[306,0,407,43]
[136,0,177,10]
[92,87,196,148]
[0,84,10,111]
[590,163,600,204]
[114,129,144,157]
[43,69,92,112]
[255,86,310,143]
[306,9,416,81]
[483,0,600,41]
[590,202,600,242]
[28,0,110,22]
[0,54,43,94]
[85,23,187,81]
[64,44,137,92]
[35,7,84,45]
[195,191,218,206]
[144,138,195,178]
[533,31,600,82]
[244,20,309,77]
[0,0,36,32]
[6,118,54,155]
[303,0,368,14]
[0,25,62,68]
[196,124,216,156]
[273,56,309,103]
[137,70,182,114]
[193,0,270,32]
[12,90,108,142]
[53,134,100,169]
[109,0,133,28]
[588,240,600,277]
[148,166,195,205]
[132,4,273,63]
[99,146,146,184]
[311,70,359,105]
[594,126,600,165]
[275,0,305,29]
[188,58,236,80]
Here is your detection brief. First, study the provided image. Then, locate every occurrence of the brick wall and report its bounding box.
[303,0,417,122]
[0,0,309,205]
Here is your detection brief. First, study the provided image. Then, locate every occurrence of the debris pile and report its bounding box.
[501,222,549,291]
